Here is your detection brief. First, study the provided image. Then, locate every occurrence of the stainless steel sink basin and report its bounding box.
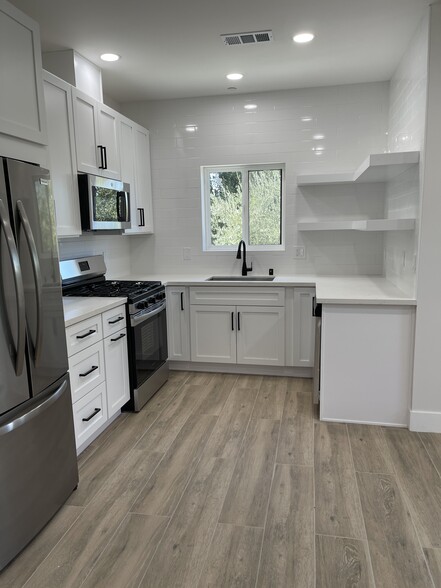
[207,276,275,281]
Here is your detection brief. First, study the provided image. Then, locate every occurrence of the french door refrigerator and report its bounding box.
[0,157,78,570]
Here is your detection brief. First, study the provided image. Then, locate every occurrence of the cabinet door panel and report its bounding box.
[104,328,130,418]
[292,288,315,367]
[0,2,47,144]
[190,305,236,364]
[167,287,190,361]
[133,127,153,233]
[72,89,99,174]
[97,105,120,180]
[43,72,81,237]
[237,306,285,366]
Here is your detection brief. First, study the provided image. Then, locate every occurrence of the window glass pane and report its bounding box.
[248,169,282,245]
[209,171,242,246]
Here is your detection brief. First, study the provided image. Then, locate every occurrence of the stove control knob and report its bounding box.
[148,297,155,305]
[136,301,145,310]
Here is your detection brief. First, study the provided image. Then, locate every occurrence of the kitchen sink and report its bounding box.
[206,276,275,281]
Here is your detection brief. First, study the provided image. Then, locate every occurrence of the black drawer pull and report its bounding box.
[108,316,124,325]
[76,329,96,340]
[237,311,241,331]
[79,365,98,377]
[82,408,101,422]
[180,292,184,311]
[110,333,126,342]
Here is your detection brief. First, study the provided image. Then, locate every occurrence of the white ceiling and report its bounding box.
[12,0,430,103]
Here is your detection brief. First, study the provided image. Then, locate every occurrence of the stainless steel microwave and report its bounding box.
[78,174,131,231]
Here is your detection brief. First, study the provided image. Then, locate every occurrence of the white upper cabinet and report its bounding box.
[122,120,154,235]
[72,88,121,180]
[0,0,47,145]
[43,71,81,238]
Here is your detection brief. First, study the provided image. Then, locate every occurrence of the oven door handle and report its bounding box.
[130,301,166,327]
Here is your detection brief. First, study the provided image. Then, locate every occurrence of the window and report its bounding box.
[201,164,285,251]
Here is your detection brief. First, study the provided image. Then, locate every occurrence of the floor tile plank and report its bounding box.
[348,424,395,474]
[357,472,433,588]
[423,548,441,587]
[131,413,217,516]
[219,418,280,527]
[314,422,365,539]
[196,373,237,416]
[140,457,235,587]
[0,505,83,588]
[383,428,441,548]
[315,535,374,588]
[81,514,168,588]
[256,464,314,588]
[204,386,258,460]
[234,374,263,389]
[276,382,313,466]
[252,376,288,419]
[22,449,164,588]
[419,432,441,476]
[198,524,263,588]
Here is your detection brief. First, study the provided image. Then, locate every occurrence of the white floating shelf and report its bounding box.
[297,218,416,232]
[297,151,420,186]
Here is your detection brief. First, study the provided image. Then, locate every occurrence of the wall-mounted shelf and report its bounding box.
[297,151,420,186]
[297,218,416,232]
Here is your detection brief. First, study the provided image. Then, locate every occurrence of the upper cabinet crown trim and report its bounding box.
[297,151,420,186]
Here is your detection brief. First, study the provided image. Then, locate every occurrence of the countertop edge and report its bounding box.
[63,297,127,327]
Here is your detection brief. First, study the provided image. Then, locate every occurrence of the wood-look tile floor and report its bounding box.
[2,371,441,587]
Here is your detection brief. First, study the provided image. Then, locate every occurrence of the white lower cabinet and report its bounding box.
[166,286,190,361]
[104,328,130,418]
[190,301,285,366]
[66,305,129,453]
[285,287,316,367]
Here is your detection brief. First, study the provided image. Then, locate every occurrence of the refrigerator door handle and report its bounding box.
[0,378,67,436]
[17,200,43,366]
[0,199,26,376]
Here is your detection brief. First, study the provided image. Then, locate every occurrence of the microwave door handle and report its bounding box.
[116,191,122,221]
[117,192,129,222]
[0,199,26,376]
[124,191,130,222]
[17,201,43,366]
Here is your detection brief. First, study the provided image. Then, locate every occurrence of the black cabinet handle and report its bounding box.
[97,145,105,169]
[110,333,126,342]
[108,316,124,325]
[237,311,241,331]
[79,365,98,377]
[76,329,96,340]
[103,146,108,170]
[312,296,316,317]
[180,292,184,311]
[231,311,234,331]
[82,408,101,422]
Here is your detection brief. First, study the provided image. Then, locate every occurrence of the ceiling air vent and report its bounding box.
[221,30,274,46]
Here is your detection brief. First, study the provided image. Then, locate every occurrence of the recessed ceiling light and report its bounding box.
[226,73,243,81]
[301,116,313,122]
[244,104,257,110]
[100,53,120,62]
[312,146,324,152]
[293,32,315,44]
[313,134,325,140]
[185,125,198,132]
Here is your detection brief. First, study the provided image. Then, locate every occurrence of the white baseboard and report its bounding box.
[169,361,313,379]
[409,409,441,433]
[320,416,407,428]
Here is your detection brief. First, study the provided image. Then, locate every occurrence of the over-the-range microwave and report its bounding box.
[78,173,131,231]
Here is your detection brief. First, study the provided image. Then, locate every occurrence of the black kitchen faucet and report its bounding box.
[236,240,253,276]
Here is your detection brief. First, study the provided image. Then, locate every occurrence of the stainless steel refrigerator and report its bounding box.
[0,157,78,570]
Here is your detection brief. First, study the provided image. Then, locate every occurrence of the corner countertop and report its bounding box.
[63,297,127,327]
[107,273,416,306]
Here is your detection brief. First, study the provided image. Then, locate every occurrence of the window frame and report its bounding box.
[201,163,286,252]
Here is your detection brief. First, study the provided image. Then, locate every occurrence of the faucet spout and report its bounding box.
[236,240,253,276]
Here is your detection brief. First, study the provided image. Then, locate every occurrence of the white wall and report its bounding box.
[123,82,389,277]
[411,3,441,431]
[58,235,131,278]
[384,14,429,296]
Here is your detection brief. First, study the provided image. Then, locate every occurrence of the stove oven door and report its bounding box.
[129,302,168,395]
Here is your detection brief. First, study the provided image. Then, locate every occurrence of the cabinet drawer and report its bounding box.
[102,305,126,338]
[66,314,102,357]
[69,340,105,403]
[104,328,130,418]
[73,381,108,450]
[190,287,285,307]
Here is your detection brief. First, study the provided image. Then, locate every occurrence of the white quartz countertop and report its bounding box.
[63,297,127,327]
[109,273,416,306]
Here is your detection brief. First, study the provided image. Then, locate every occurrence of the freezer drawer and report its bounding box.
[0,374,78,571]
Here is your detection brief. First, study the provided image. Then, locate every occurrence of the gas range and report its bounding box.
[60,255,169,412]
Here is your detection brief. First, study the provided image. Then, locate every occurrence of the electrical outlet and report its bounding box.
[183,247,192,261]
[294,246,306,259]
